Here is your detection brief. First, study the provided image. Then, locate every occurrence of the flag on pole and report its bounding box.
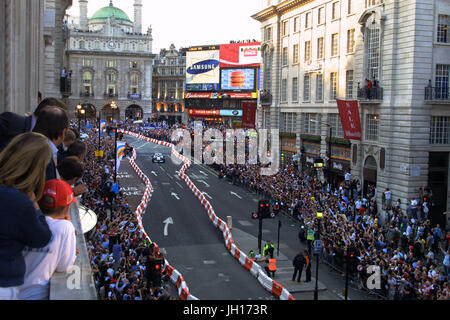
[116,141,126,173]
[100,120,107,136]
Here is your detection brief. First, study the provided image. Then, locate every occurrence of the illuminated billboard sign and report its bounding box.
[186,47,220,91]
[220,68,256,91]
[219,42,261,68]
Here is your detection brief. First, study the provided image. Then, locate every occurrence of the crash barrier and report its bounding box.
[127,143,198,300]
[122,130,295,300]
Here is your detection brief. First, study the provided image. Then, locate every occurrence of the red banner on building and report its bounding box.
[336,99,362,140]
[242,102,257,129]
[219,42,261,68]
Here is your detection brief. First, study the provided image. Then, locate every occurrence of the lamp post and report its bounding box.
[76,103,82,133]
[80,108,86,129]
[310,119,332,183]
[111,101,118,182]
[313,211,323,300]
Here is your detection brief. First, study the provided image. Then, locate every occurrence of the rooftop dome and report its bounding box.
[90,1,132,23]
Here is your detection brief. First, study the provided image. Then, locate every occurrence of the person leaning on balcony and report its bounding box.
[33,106,69,181]
[18,179,77,300]
[0,132,53,300]
[0,98,67,153]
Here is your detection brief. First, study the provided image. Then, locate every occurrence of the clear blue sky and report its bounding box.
[66,0,262,53]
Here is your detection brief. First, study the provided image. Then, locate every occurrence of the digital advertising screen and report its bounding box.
[186,48,220,91]
[220,68,256,91]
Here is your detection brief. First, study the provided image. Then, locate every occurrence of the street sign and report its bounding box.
[313,240,322,254]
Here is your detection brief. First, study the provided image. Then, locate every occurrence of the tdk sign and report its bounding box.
[187,59,219,74]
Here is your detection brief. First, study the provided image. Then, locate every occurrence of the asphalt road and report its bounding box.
[126,135,275,300]
[125,134,377,301]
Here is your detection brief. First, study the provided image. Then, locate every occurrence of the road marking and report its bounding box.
[165,172,173,180]
[202,192,212,199]
[171,192,180,200]
[199,170,208,176]
[151,171,157,176]
[238,220,253,226]
[203,260,216,265]
[176,182,183,188]
[163,217,173,236]
[230,191,242,199]
[197,179,210,187]
[136,142,149,149]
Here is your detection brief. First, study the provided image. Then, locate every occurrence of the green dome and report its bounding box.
[90,2,132,23]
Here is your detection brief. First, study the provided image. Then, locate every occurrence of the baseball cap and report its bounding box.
[39,179,77,208]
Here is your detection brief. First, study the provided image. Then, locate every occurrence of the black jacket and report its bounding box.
[0,112,33,152]
[293,254,306,268]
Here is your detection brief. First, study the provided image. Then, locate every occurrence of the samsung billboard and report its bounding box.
[186,46,220,91]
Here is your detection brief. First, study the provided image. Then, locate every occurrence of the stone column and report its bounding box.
[133,0,142,34]
[79,0,88,31]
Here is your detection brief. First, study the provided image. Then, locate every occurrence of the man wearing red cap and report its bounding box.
[18,179,78,300]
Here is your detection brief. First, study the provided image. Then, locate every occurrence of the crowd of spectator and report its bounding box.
[0,98,173,300]
[128,121,449,300]
[76,122,174,300]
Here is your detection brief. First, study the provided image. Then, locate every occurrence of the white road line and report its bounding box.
[176,182,183,188]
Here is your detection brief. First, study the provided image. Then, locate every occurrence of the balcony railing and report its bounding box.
[60,77,72,95]
[425,86,450,102]
[128,93,142,100]
[80,91,94,97]
[260,90,272,105]
[357,85,383,102]
[103,93,118,98]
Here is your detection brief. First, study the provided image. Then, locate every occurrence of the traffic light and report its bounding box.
[146,258,164,287]
[272,202,280,216]
[258,200,271,219]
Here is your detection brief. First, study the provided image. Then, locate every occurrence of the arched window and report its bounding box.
[82,71,92,96]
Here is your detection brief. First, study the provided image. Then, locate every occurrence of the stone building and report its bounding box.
[252,0,450,226]
[0,0,72,114]
[152,44,186,124]
[65,0,155,121]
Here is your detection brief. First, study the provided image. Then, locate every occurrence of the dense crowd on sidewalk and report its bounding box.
[76,122,174,300]
[126,120,449,300]
[0,97,173,300]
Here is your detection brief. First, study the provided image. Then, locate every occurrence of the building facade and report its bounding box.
[152,44,186,124]
[65,0,155,121]
[0,0,72,114]
[253,0,450,226]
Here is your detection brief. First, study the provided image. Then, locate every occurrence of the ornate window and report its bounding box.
[82,71,92,95]
[437,15,450,43]
[130,73,140,94]
[106,71,117,95]
[365,114,379,141]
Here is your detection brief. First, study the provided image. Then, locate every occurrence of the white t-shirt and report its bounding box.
[345,172,351,181]
[18,216,76,300]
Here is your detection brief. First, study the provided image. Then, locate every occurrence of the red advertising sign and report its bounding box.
[188,109,220,117]
[219,42,261,68]
[184,92,213,99]
[242,102,257,129]
[336,99,362,140]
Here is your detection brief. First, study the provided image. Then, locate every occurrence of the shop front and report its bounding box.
[280,135,297,167]
[301,138,321,175]
[328,144,351,186]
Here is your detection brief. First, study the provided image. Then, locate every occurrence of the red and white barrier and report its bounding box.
[123,133,198,301]
[122,130,295,300]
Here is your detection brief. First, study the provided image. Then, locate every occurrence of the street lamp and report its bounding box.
[310,119,332,183]
[313,211,323,300]
[80,108,86,128]
[76,104,82,132]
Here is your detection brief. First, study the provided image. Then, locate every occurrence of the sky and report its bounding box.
[66,0,263,53]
